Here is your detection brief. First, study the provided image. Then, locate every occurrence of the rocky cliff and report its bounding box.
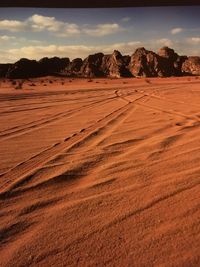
[101,50,131,78]
[0,64,12,78]
[6,57,70,79]
[158,46,187,76]
[181,57,200,75]
[1,47,199,79]
[129,47,163,77]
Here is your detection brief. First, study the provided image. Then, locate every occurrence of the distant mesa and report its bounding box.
[5,57,70,79]
[0,47,199,79]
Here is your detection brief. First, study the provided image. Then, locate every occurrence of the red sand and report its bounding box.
[0,76,200,266]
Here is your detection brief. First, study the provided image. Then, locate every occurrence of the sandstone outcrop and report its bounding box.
[39,57,70,75]
[101,50,132,78]
[6,57,70,78]
[181,56,200,75]
[0,64,12,78]
[129,47,163,77]
[158,46,186,76]
[6,59,42,79]
[69,58,83,73]
[80,53,104,77]
[1,47,199,79]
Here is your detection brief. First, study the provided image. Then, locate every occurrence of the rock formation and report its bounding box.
[39,57,70,75]
[1,47,199,79]
[0,64,12,78]
[158,46,185,76]
[80,53,104,77]
[129,47,163,77]
[6,59,42,79]
[6,57,70,79]
[101,50,132,78]
[69,58,83,73]
[181,56,200,75]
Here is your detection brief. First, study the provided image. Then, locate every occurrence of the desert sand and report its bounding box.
[0,76,200,267]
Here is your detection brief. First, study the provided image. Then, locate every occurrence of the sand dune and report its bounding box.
[0,77,200,267]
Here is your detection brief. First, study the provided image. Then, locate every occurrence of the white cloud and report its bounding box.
[156,38,173,47]
[83,23,123,37]
[6,45,96,62]
[56,24,81,37]
[28,14,81,36]
[0,41,141,62]
[1,37,200,63]
[0,15,81,37]
[0,36,45,46]
[171,28,183,35]
[0,20,27,32]
[29,14,62,32]
[102,41,141,54]
[0,35,16,41]
[187,37,200,44]
[0,15,123,38]
[121,17,131,22]
[0,15,70,34]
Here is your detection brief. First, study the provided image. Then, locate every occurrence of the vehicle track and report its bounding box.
[136,102,200,121]
[0,94,118,141]
[0,92,114,113]
[117,87,200,120]
[0,87,122,102]
[0,94,147,197]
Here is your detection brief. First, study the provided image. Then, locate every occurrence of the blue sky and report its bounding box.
[0,6,199,62]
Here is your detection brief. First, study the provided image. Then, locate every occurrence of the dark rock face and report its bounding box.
[80,53,104,77]
[1,47,199,79]
[80,50,131,78]
[0,64,12,77]
[6,57,70,78]
[123,55,131,66]
[101,50,132,78]
[129,46,189,78]
[181,56,200,75]
[69,58,83,72]
[39,57,70,75]
[63,58,83,77]
[158,46,177,59]
[129,47,163,77]
[158,46,184,76]
[6,59,42,79]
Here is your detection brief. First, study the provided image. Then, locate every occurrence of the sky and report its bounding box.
[0,6,199,63]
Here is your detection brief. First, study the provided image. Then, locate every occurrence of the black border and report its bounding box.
[0,0,199,8]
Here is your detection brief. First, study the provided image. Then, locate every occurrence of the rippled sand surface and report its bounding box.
[0,77,200,267]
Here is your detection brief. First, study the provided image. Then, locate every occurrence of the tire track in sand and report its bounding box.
[0,94,147,197]
[0,95,117,142]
